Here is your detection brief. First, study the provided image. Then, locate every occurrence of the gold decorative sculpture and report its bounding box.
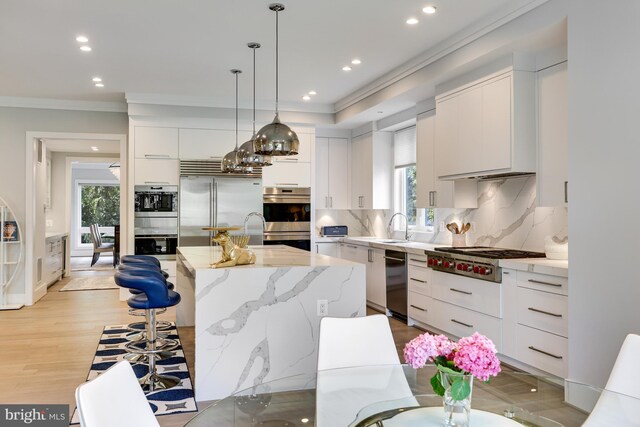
[203,227,256,268]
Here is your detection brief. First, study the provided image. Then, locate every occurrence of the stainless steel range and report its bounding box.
[425,247,546,283]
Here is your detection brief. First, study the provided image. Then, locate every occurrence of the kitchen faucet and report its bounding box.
[387,212,410,240]
[244,212,266,235]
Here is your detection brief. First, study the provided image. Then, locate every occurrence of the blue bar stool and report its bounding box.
[121,255,161,268]
[115,271,181,392]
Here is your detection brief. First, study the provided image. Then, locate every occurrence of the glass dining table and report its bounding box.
[184,364,636,426]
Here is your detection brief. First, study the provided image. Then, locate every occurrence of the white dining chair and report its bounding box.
[316,315,416,427]
[582,334,640,426]
[75,360,160,427]
[317,314,400,370]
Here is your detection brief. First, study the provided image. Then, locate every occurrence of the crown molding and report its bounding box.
[125,93,335,115]
[334,0,551,113]
[0,96,127,113]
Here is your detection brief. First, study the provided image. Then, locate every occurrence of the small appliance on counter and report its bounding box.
[320,225,348,237]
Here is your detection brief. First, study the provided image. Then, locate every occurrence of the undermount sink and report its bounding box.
[377,239,408,244]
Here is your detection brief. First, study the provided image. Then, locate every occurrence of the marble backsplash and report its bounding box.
[315,176,568,253]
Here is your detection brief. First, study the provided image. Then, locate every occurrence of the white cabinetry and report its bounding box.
[315,242,339,257]
[134,126,180,186]
[179,128,252,160]
[272,132,312,163]
[262,132,312,188]
[365,247,386,309]
[407,254,432,326]
[416,111,477,208]
[350,132,393,209]
[435,69,535,179]
[537,62,568,207]
[44,235,66,286]
[316,137,349,209]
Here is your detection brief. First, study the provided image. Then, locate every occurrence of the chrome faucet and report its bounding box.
[244,212,266,235]
[387,212,410,240]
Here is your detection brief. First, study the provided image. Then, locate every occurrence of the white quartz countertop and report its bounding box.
[45,231,69,240]
[499,258,568,277]
[340,236,444,254]
[178,244,359,272]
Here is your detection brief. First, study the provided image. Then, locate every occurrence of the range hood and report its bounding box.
[466,172,535,181]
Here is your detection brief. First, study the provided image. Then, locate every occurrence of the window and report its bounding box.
[393,126,434,232]
[77,183,120,245]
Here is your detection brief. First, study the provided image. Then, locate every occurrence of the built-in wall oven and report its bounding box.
[134,185,178,259]
[263,187,311,251]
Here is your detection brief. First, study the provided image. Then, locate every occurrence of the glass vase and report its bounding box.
[440,371,473,427]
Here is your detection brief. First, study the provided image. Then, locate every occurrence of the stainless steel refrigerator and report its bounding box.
[179,175,263,247]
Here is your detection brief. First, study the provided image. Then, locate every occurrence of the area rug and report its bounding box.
[70,256,115,272]
[59,276,118,292]
[70,323,197,424]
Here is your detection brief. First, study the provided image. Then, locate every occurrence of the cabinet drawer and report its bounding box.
[431,272,501,317]
[430,299,502,352]
[408,291,431,325]
[135,159,179,186]
[516,287,568,337]
[516,271,567,296]
[408,266,431,296]
[516,324,568,378]
[408,254,428,267]
[160,260,176,278]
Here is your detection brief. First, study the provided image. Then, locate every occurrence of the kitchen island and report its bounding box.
[176,245,366,401]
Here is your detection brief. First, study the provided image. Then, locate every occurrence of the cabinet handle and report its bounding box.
[503,271,510,275]
[347,245,359,249]
[329,196,333,208]
[449,287,472,295]
[315,244,319,253]
[384,256,405,262]
[410,278,427,283]
[368,249,373,263]
[564,181,568,203]
[428,191,433,207]
[278,157,298,162]
[451,319,473,328]
[528,279,562,288]
[409,258,427,263]
[144,154,170,159]
[528,346,563,360]
[410,304,426,312]
[276,183,299,186]
[144,181,170,185]
[325,196,329,208]
[528,307,563,318]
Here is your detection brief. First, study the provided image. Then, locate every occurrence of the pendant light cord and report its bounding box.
[253,46,256,136]
[275,9,279,116]
[235,71,239,150]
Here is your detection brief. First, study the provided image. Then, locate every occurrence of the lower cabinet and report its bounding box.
[315,242,339,257]
[366,247,386,309]
[44,236,66,286]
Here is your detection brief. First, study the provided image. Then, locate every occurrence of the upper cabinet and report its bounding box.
[262,130,313,188]
[316,137,349,209]
[416,111,477,208]
[179,128,252,160]
[350,132,393,210]
[435,69,536,179]
[272,132,312,163]
[537,62,568,207]
[134,127,179,159]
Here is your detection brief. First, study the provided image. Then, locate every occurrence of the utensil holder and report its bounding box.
[452,234,466,247]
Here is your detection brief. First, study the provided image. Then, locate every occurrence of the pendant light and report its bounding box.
[221,69,253,174]
[239,42,272,167]
[253,3,299,156]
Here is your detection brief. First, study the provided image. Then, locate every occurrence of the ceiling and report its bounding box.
[1,0,547,115]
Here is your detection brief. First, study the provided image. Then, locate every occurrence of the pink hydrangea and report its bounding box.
[403,333,455,369]
[453,332,501,381]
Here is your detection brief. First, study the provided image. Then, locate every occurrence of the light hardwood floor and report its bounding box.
[0,266,586,427]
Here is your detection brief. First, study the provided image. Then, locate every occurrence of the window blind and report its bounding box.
[394,126,416,168]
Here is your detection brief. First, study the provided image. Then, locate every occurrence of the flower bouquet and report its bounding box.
[404,332,501,426]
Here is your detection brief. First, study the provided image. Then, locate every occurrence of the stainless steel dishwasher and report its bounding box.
[385,249,407,320]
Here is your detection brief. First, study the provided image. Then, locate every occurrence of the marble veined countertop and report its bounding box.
[499,258,568,276]
[45,231,69,240]
[178,244,358,272]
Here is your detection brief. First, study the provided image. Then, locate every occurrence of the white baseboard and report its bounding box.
[34,282,47,303]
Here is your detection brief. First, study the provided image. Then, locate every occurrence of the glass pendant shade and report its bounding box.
[254,114,299,156]
[239,138,272,166]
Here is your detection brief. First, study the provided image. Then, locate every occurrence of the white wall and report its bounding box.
[0,107,127,303]
[568,1,640,387]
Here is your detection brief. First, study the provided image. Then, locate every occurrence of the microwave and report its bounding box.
[134,185,178,217]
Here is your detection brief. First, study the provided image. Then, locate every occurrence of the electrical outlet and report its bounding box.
[439,221,445,232]
[317,300,328,317]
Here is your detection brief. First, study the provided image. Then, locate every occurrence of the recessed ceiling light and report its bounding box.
[95,83,104,88]
[301,419,309,424]
[91,146,99,151]
[351,59,361,65]
[406,18,419,25]
[422,5,437,14]
[308,90,317,95]
[75,35,89,43]
[342,66,352,71]
[302,95,311,101]
[92,77,102,82]
[80,46,92,52]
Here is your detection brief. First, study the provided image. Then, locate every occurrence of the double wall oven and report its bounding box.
[134,185,178,259]
[263,187,311,251]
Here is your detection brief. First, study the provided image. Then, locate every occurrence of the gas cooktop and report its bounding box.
[434,246,546,259]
